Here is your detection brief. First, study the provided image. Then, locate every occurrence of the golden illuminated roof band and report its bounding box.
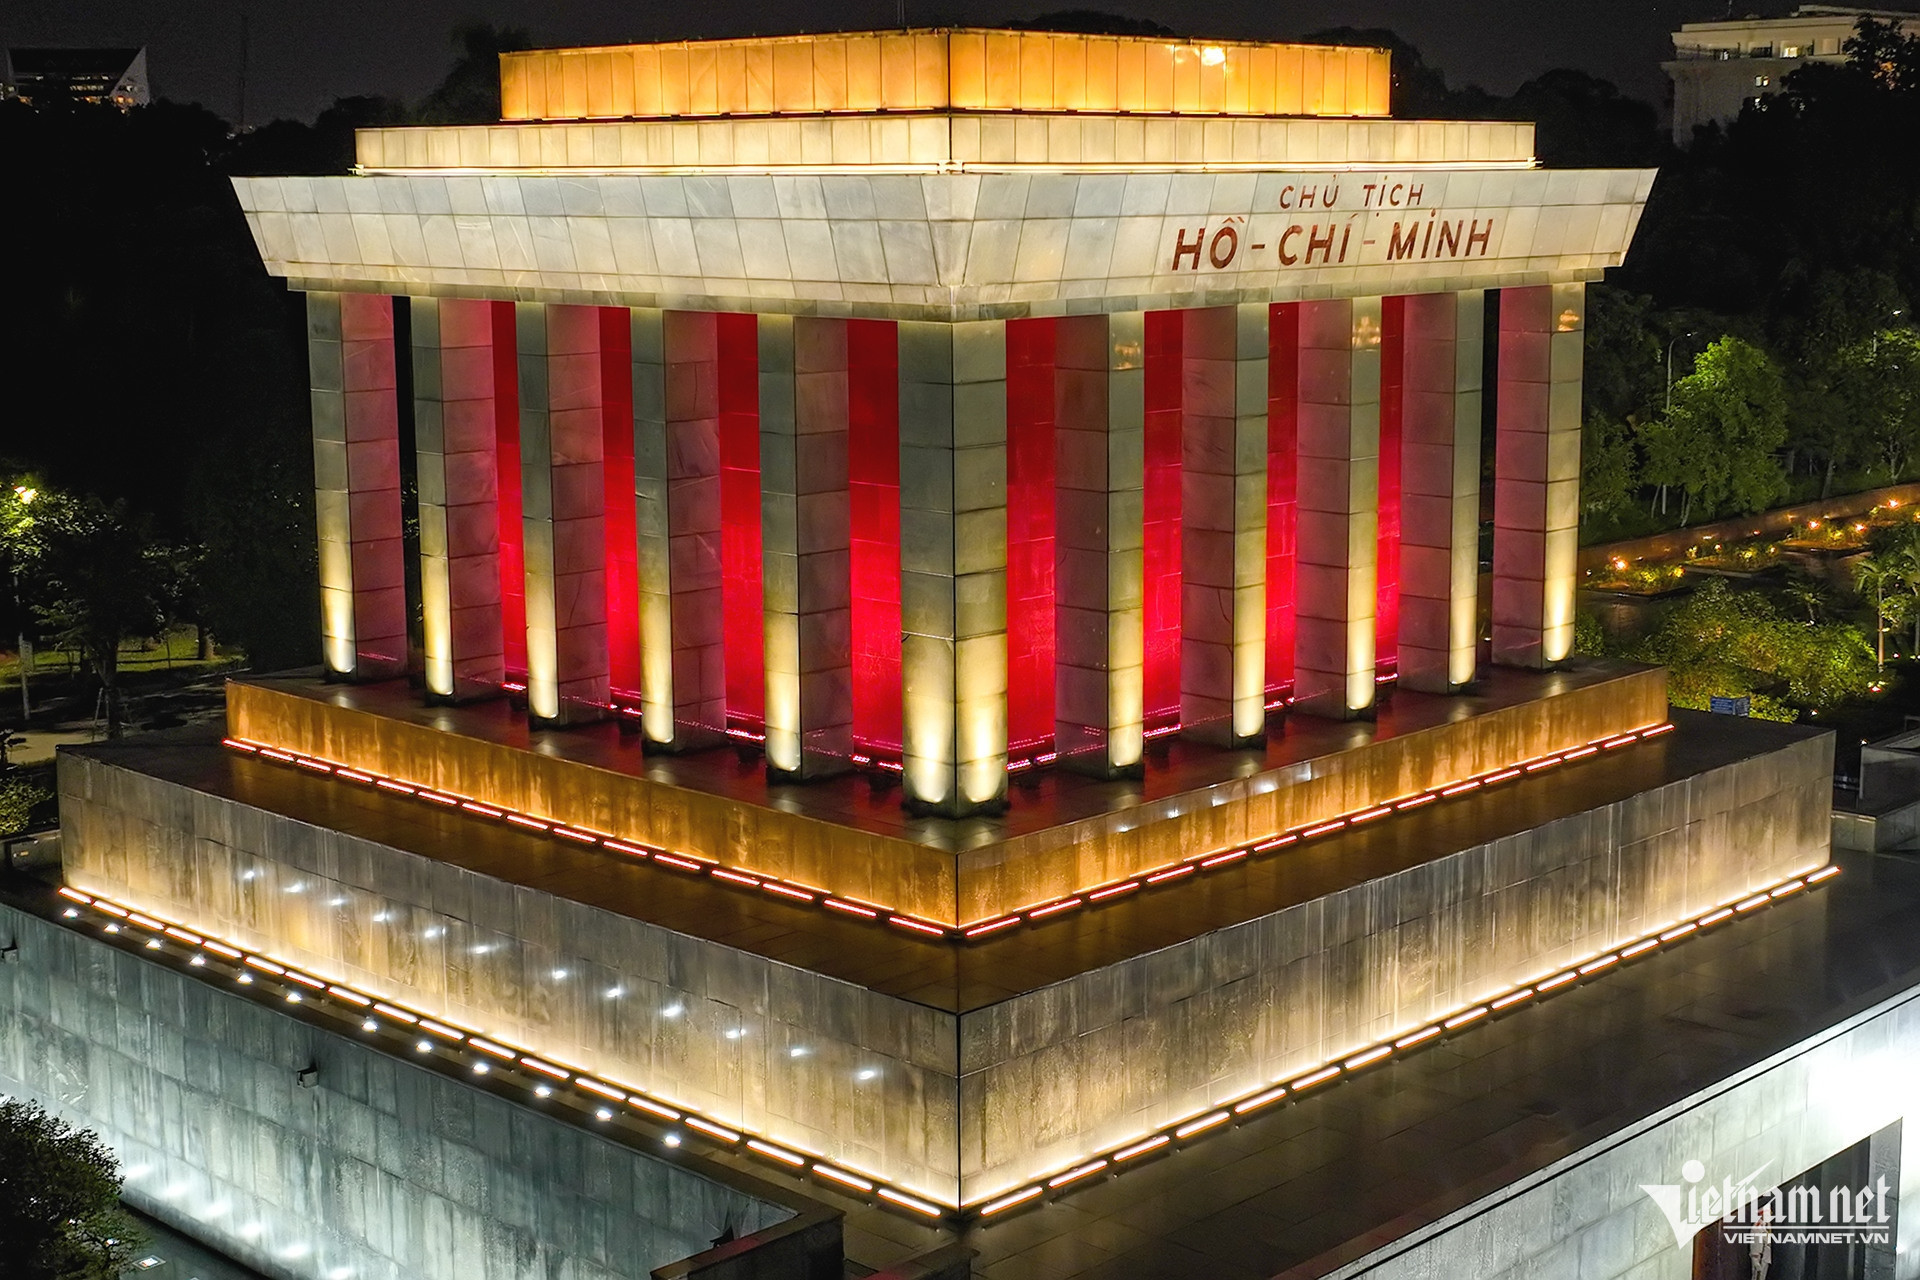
[499,29,1391,123]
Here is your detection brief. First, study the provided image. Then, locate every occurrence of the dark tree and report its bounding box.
[1004,10,1174,37]
[0,1099,143,1279]
[417,23,536,125]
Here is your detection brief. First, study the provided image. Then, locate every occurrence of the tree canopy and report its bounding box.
[0,1099,143,1280]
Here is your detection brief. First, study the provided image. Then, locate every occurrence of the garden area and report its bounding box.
[1577,495,1920,779]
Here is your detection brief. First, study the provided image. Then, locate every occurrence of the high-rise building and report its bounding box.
[5,29,1916,1280]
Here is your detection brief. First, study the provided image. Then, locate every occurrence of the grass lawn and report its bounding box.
[1,625,236,692]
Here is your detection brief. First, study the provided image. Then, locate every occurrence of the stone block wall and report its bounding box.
[58,750,959,1204]
[0,901,793,1280]
[1328,976,1920,1280]
[956,730,1832,1196]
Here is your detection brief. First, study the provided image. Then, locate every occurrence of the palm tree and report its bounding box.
[1855,554,1899,670]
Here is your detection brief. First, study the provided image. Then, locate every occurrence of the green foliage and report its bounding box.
[1833,329,1920,479]
[1581,412,1638,523]
[1640,337,1788,523]
[0,773,51,836]
[1572,611,1608,657]
[0,1099,144,1279]
[1627,578,1878,718]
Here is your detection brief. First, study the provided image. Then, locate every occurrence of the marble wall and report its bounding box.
[60,724,1827,1204]
[59,749,961,1203]
[0,902,792,1280]
[956,731,1833,1197]
[1332,970,1920,1280]
[226,664,1669,926]
[231,166,1653,322]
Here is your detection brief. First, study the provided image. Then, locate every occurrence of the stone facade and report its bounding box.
[60,722,1831,1205]
[0,900,793,1280]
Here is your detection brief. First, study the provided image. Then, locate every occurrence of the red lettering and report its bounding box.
[1467,219,1493,256]
[1362,182,1379,207]
[1208,226,1239,269]
[1389,182,1405,207]
[1278,185,1295,210]
[1172,227,1205,271]
[1278,224,1303,265]
[1436,220,1461,257]
[1299,187,1317,210]
[1338,223,1352,262]
[1306,223,1336,264]
[1387,221,1421,261]
[1406,183,1424,206]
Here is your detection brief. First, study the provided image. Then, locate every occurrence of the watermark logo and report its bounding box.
[1640,1158,1893,1250]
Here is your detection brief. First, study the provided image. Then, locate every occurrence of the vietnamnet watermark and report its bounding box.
[1641,1158,1893,1249]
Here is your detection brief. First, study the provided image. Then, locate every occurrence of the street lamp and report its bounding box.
[1665,332,1697,413]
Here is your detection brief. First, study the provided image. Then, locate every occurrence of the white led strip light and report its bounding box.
[49,857,1836,1223]
[50,885,945,1220]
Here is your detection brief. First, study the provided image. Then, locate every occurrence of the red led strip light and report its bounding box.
[225,720,1673,943]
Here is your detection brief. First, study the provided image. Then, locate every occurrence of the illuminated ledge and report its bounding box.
[497,30,1390,123]
[221,720,1677,943]
[352,115,1538,174]
[225,662,1669,927]
[48,863,1839,1220]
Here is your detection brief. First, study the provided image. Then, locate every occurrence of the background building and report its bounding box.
[1664,5,1912,144]
[3,46,149,108]
[3,27,1918,1280]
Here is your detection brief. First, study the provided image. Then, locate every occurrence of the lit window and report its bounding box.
[1754,75,1771,87]
[1781,45,1801,58]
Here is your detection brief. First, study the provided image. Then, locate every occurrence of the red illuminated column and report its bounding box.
[601,308,638,704]
[1398,290,1485,692]
[898,320,1008,817]
[849,321,903,762]
[1266,303,1299,705]
[1180,304,1269,747]
[492,304,527,682]
[1493,284,1584,668]
[1143,311,1183,735]
[759,315,853,780]
[1005,318,1057,762]
[517,302,609,726]
[1054,311,1146,779]
[308,291,406,682]
[411,296,506,700]
[632,310,725,750]
[1293,297,1382,719]
[717,313,764,736]
[1378,297,1404,678]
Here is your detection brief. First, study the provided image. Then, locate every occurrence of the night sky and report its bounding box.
[6,0,1920,126]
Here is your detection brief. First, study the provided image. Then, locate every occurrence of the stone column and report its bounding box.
[632,310,726,750]
[1292,297,1382,718]
[411,297,506,701]
[759,315,853,780]
[898,320,1008,816]
[1493,283,1584,669]
[1398,290,1485,693]
[1180,304,1269,747]
[517,302,609,726]
[308,291,406,682]
[1054,312,1146,778]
